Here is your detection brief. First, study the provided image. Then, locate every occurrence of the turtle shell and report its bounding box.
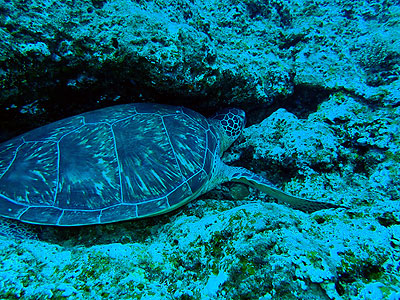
[0,103,219,226]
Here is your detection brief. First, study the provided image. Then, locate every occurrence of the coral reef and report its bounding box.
[242,93,400,207]
[1,0,399,137]
[1,199,399,299]
[0,0,399,299]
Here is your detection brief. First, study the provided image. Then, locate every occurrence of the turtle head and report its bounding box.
[210,108,246,152]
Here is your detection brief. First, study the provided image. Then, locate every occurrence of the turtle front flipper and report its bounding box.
[225,166,340,213]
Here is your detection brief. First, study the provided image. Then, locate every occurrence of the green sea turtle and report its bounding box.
[0,103,338,226]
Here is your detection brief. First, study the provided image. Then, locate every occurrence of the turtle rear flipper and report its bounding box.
[225,165,341,213]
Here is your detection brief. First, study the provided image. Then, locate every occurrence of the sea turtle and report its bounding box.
[0,103,338,226]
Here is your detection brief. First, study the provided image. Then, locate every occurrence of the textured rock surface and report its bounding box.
[0,0,400,299]
[1,0,400,137]
[242,93,400,208]
[1,200,399,299]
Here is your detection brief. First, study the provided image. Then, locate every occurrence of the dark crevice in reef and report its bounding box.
[0,68,210,144]
[242,85,332,127]
[279,85,332,119]
[0,76,331,144]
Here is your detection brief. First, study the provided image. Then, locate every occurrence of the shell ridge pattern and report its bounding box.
[207,148,216,167]
[115,111,186,203]
[206,127,221,187]
[183,107,211,177]
[203,126,210,168]
[51,121,87,206]
[110,112,138,126]
[23,205,95,211]
[204,125,218,175]
[213,139,221,174]
[210,128,220,154]
[12,166,202,222]
[90,168,201,208]
[0,104,220,224]
[160,114,187,201]
[98,208,104,223]
[157,111,193,201]
[181,108,208,130]
[163,108,210,198]
[17,207,30,220]
[110,123,124,205]
[56,210,65,226]
[194,126,210,191]
[189,125,210,193]
[209,149,219,186]
[0,192,25,206]
[52,138,61,206]
[0,138,25,180]
[109,110,139,206]
[1,120,87,208]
